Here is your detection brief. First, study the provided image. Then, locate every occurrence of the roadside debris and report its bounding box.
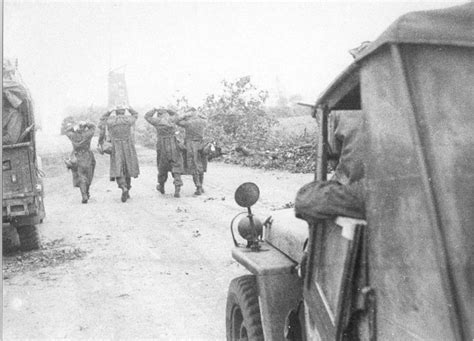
[117,293,130,298]
[3,239,88,278]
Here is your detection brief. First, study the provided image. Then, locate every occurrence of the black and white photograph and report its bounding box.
[2,0,473,339]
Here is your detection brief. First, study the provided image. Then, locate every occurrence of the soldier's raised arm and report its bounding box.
[82,122,96,139]
[86,122,96,130]
[128,107,139,120]
[64,124,75,140]
[175,113,192,127]
[164,111,180,127]
[128,107,138,116]
[144,108,158,125]
[146,108,176,126]
[100,109,113,122]
[166,109,178,116]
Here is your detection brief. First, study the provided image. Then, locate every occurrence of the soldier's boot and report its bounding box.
[121,187,129,203]
[174,186,181,198]
[192,174,202,195]
[81,192,88,204]
[157,183,165,194]
[199,174,205,193]
[80,183,88,204]
[126,178,131,199]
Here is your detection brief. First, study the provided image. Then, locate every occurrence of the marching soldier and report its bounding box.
[98,105,140,202]
[176,107,208,195]
[64,121,96,204]
[144,108,184,198]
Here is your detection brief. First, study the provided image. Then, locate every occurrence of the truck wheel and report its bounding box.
[2,225,20,254]
[16,225,41,251]
[226,275,264,341]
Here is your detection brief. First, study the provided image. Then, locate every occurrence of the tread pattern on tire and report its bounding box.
[16,225,41,251]
[226,275,264,341]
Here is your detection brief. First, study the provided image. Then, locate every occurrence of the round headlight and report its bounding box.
[237,216,263,241]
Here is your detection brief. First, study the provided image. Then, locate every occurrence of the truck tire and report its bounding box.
[16,225,41,251]
[2,224,20,254]
[226,275,264,341]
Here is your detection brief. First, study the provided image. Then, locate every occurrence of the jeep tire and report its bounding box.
[16,225,41,251]
[226,275,264,341]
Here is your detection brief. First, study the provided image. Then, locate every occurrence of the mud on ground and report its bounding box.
[3,132,313,339]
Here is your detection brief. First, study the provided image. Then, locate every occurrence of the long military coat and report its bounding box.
[144,109,184,174]
[176,115,207,173]
[99,109,140,179]
[65,123,96,187]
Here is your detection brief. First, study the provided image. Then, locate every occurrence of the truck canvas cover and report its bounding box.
[3,79,31,108]
[314,3,473,340]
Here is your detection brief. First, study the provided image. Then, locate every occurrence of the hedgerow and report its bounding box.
[61,77,318,174]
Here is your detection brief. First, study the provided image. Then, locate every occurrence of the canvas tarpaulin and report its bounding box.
[308,3,474,339]
[363,44,474,340]
[2,79,33,144]
[315,3,474,112]
[355,2,474,62]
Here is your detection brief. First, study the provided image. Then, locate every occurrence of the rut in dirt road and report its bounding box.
[3,133,313,339]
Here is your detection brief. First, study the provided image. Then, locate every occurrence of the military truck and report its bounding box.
[225,3,473,340]
[3,61,45,252]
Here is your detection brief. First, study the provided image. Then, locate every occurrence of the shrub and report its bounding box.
[200,76,277,150]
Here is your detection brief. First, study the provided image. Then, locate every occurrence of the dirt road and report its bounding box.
[3,133,313,339]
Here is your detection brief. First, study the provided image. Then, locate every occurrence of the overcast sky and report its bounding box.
[4,0,463,132]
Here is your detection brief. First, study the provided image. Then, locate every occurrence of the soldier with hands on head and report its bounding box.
[98,105,140,203]
[64,121,96,204]
[175,107,208,195]
[144,107,184,198]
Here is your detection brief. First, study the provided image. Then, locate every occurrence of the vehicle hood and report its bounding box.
[264,208,308,263]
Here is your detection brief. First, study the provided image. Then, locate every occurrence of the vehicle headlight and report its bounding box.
[237,215,263,241]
